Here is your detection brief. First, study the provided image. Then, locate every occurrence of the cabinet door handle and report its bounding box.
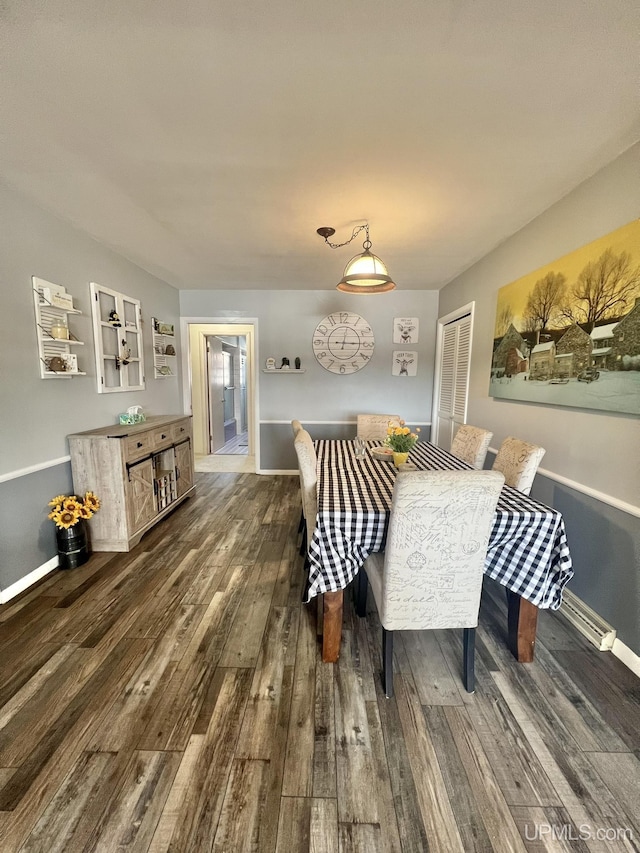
[137,441,143,448]
[176,466,181,480]
[161,433,167,439]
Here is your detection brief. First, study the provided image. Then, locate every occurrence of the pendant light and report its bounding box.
[317,224,396,293]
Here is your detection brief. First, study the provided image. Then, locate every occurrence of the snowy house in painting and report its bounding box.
[590,322,618,369]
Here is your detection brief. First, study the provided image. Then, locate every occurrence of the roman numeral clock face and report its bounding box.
[312,312,375,374]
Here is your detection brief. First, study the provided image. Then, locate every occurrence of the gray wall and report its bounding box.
[439,142,640,656]
[0,180,183,591]
[180,289,439,469]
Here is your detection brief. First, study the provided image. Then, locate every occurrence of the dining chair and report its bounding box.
[356,414,401,441]
[291,420,305,534]
[359,469,504,697]
[450,424,493,469]
[293,428,318,570]
[492,436,546,495]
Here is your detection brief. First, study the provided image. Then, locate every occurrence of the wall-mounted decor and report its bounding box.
[32,276,86,379]
[90,282,144,393]
[312,312,375,374]
[490,220,640,415]
[392,351,417,376]
[152,317,177,378]
[393,317,419,344]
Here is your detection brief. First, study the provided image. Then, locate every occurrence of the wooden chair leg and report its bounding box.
[297,510,304,535]
[355,569,368,617]
[382,628,394,698]
[463,627,476,693]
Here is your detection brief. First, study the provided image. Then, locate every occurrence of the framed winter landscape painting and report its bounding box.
[489,219,640,416]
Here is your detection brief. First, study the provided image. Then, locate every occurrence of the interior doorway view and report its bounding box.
[207,335,248,455]
[186,322,256,474]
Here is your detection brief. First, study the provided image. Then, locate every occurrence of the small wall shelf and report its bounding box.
[32,277,86,378]
[152,317,177,378]
[261,369,306,374]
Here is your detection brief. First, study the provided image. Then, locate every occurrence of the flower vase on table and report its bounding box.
[384,419,421,469]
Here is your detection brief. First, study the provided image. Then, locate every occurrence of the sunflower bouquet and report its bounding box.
[48,492,101,529]
[384,420,420,453]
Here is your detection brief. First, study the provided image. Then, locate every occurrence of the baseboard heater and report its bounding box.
[561,590,616,651]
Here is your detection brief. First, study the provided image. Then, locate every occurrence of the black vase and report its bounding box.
[56,519,90,570]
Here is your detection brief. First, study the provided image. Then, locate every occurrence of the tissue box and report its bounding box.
[119,412,146,425]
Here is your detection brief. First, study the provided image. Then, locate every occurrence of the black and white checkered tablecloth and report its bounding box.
[305,439,573,609]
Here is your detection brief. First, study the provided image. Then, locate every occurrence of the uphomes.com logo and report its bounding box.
[524,824,634,843]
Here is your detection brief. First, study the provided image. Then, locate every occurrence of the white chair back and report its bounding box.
[450,424,493,469]
[357,414,401,441]
[368,470,504,631]
[492,436,545,495]
[291,419,303,437]
[293,429,318,544]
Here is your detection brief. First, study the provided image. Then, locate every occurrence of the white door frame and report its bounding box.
[180,317,260,471]
[430,302,475,448]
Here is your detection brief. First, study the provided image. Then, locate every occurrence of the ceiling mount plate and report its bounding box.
[316,227,336,239]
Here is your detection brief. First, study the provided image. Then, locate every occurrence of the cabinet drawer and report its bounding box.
[124,432,154,461]
[151,427,173,451]
[171,420,191,442]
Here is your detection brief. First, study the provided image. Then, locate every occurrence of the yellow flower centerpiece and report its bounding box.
[385,421,420,467]
[48,491,100,570]
[48,492,101,528]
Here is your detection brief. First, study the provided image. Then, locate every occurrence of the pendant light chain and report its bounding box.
[320,223,370,250]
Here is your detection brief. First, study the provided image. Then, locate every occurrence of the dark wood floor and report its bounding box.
[1,473,638,852]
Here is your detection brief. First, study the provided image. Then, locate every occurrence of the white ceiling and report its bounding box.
[1,0,639,291]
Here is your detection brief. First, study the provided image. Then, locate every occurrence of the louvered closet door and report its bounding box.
[433,310,472,451]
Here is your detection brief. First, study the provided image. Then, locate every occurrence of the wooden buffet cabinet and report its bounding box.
[68,415,195,552]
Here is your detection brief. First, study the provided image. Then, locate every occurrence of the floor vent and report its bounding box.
[561,590,616,651]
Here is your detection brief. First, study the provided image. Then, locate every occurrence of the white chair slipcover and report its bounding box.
[293,429,318,565]
[450,424,493,469]
[356,414,401,441]
[361,469,504,696]
[492,436,546,496]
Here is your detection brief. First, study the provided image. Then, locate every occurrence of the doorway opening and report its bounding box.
[184,322,257,474]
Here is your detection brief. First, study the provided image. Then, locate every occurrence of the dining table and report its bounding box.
[305,439,574,664]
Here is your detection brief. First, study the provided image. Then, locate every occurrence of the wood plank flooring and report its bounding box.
[1,472,638,852]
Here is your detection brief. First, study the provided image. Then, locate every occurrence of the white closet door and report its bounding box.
[432,306,473,450]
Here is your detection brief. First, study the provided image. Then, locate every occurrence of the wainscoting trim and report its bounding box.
[0,456,70,484]
[487,447,639,519]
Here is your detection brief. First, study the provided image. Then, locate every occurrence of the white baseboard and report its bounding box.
[0,556,59,604]
[611,638,640,678]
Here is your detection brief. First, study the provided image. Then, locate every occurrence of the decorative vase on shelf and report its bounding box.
[393,452,409,468]
[56,519,90,570]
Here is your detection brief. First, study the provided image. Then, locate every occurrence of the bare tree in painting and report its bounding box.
[522,272,566,333]
[562,249,640,331]
[495,303,514,337]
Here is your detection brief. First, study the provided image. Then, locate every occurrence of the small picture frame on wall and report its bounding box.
[392,351,418,376]
[393,317,419,344]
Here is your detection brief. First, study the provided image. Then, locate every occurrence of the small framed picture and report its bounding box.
[392,351,417,376]
[158,323,174,336]
[61,353,78,373]
[393,317,419,344]
[265,357,276,370]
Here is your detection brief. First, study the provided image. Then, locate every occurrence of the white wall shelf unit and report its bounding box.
[261,369,306,374]
[32,277,86,379]
[152,317,177,378]
[90,282,144,393]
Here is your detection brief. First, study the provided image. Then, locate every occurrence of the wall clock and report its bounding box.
[312,312,375,374]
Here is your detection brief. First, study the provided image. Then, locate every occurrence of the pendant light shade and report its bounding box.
[317,223,396,294]
[337,248,396,293]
